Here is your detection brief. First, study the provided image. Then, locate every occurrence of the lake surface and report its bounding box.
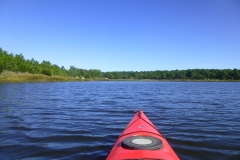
[0,81,240,160]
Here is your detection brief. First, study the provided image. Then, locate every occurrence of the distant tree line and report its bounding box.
[1,48,240,80]
[103,69,240,80]
[68,66,102,78]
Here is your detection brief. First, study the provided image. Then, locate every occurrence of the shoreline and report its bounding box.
[1,71,240,83]
[99,79,240,82]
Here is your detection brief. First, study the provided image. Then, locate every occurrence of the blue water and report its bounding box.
[0,82,240,160]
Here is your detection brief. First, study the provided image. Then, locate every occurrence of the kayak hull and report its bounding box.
[106,110,179,160]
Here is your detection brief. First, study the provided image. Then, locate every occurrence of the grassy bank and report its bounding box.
[0,71,77,83]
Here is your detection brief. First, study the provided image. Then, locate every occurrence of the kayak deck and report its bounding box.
[106,110,179,160]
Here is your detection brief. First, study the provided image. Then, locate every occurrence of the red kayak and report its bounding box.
[106,110,180,160]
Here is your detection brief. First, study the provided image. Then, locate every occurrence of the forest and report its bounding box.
[1,48,240,80]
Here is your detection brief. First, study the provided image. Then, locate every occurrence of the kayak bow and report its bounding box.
[106,110,180,160]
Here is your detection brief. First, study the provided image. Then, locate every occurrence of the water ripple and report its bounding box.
[0,82,240,159]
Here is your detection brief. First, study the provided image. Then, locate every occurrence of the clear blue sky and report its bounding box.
[0,0,239,72]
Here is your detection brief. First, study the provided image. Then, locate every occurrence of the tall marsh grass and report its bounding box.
[0,71,76,83]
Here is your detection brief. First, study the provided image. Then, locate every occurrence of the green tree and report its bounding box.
[41,61,52,76]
